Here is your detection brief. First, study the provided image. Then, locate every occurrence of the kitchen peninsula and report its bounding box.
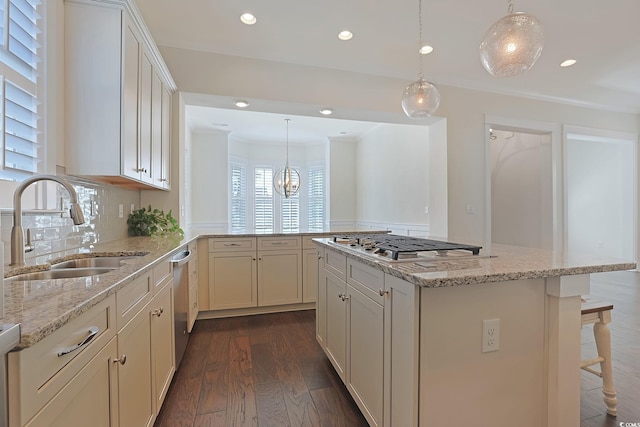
[313,236,635,427]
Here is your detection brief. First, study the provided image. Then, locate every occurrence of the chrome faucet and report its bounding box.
[10,175,86,266]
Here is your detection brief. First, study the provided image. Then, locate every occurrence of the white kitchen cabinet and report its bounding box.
[8,296,117,427]
[151,281,175,416]
[324,269,348,381]
[302,248,320,303]
[257,236,302,306]
[116,296,154,427]
[347,284,384,427]
[24,337,119,427]
[187,242,199,332]
[64,0,175,190]
[383,274,420,427]
[208,251,258,310]
[316,248,326,347]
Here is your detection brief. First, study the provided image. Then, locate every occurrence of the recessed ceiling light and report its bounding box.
[234,100,249,108]
[419,45,433,55]
[240,13,257,25]
[338,30,353,41]
[319,108,333,115]
[560,58,577,67]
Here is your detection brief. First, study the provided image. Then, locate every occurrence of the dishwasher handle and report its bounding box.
[171,250,193,267]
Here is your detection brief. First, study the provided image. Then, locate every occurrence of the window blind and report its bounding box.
[308,166,324,231]
[254,167,274,233]
[0,0,42,182]
[230,162,247,233]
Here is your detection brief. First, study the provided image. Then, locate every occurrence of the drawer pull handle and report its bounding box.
[152,307,164,317]
[58,326,99,357]
[113,354,127,365]
[224,243,240,246]
[379,289,389,296]
[271,242,286,245]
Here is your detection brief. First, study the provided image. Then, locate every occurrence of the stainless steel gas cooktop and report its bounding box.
[330,234,483,262]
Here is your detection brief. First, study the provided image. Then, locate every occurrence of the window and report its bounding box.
[230,161,325,233]
[308,166,324,231]
[230,162,246,233]
[254,166,274,233]
[0,0,43,182]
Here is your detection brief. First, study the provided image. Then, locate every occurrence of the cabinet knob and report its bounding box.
[252,257,256,261]
[152,307,164,317]
[379,289,389,296]
[192,302,197,308]
[159,178,167,182]
[341,294,350,302]
[113,354,127,365]
[318,256,324,260]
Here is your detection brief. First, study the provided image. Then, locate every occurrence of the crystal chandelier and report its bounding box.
[401,0,440,118]
[479,0,545,77]
[273,119,300,198]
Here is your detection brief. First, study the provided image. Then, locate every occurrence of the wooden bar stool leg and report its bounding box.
[593,313,617,416]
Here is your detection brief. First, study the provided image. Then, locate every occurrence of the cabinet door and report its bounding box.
[122,20,140,180]
[316,261,327,348]
[347,285,384,427]
[160,85,172,189]
[151,70,163,187]
[139,51,153,184]
[384,275,420,427]
[303,248,319,303]
[151,283,175,416]
[324,270,347,380]
[258,250,302,306]
[25,337,119,427]
[209,252,257,309]
[117,304,154,427]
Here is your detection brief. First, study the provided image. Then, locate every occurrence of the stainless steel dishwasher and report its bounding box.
[171,248,194,369]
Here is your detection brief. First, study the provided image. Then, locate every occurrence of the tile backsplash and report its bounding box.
[1,175,140,264]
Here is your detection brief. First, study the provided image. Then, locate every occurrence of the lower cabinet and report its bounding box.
[315,245,420,427]
[116,297,154,427]
[257,249,302,306]
[208,251,257,309]
[347,284,384,427]
[9,264,176,427]
[302,248,319,303]
[24,337,119,427]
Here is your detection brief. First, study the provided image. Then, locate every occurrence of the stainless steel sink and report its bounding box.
[51,256,141,269]
[5,267,116,282]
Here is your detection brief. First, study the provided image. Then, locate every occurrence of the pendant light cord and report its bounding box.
[507,0,513,14]
[418,0,423,79]
[285,118,290,164]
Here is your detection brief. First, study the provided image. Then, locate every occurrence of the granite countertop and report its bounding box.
[313,238,636,288]
[2,230,387,350]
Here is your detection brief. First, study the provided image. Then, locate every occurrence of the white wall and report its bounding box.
[566,135,635,259]
[491,131,553,249]
[158,47,640,244]
[328,137,357,229]
[356,123,430,228]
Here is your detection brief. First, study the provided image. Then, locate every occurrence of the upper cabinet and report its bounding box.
[64,0,175,190]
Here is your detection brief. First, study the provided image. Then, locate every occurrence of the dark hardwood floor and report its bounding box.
[154,310,368,427]
[156,270,640,427]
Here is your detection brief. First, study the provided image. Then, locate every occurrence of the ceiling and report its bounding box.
[135,0,640,142]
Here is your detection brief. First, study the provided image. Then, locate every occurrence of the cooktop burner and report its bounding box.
[332,234,482,260]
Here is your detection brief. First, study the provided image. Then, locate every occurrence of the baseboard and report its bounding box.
[197,302,316,320]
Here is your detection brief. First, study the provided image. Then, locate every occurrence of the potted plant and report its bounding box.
[127,205,184,238]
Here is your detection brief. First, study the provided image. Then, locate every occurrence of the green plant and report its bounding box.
[127,205,184,237]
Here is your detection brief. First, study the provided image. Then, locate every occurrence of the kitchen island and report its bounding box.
[312,237,635,427]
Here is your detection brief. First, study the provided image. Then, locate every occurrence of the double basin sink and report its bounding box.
[6,255,144,282]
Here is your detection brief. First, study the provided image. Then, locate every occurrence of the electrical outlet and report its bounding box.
[482,318,500,352]
[466,204,474,214]
[118,204,124,218]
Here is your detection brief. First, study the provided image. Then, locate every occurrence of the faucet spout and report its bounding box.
[10,174,86,266]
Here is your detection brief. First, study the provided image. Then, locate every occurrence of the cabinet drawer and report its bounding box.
[257,236,301,250]
[153,257,172,289]
[324,248,347,280]
[302,235,323,249]
[8,295,116,426]
[209,237,255,252]
[347,258,385,305]
[116,273,153,330]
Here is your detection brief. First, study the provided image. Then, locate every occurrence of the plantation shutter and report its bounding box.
[0,0,42,181]
[230,162,247,233]
[281,169,300,233]
[308,166,324,231]
[254,166,273,233]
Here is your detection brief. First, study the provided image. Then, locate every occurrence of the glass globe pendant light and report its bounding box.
[273,119,300,198]
[401,0,440,118]
[479,0,545,77]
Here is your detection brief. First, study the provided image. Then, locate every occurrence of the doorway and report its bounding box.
[489,128,553,249]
